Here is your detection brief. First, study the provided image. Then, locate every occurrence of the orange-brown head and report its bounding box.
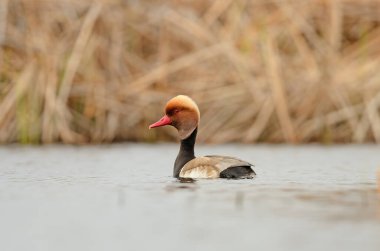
[149,95,200,139]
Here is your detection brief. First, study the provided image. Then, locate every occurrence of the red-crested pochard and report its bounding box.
[149,95,255,179]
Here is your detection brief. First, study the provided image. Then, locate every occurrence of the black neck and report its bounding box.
[173,127,197,177]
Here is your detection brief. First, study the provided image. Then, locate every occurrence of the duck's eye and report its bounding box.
[167,109,180,116]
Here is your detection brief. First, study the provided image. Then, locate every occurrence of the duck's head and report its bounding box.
[149,95,200,139]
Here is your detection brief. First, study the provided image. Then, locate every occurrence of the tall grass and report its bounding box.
[0,0,380,144]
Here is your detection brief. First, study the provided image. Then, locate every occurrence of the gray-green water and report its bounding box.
[0,144,379,251]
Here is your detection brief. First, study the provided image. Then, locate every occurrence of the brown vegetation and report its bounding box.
[0,0,380,144]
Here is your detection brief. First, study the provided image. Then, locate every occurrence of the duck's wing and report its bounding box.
[179,155,255,179]
[205,155,254,168]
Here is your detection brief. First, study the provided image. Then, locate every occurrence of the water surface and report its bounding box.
[0,144,379,251]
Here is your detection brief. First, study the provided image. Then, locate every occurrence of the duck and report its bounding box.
[149,95,256,179]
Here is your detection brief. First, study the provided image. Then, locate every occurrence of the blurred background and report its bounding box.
[1,0,380,144]
[1,2,380,251]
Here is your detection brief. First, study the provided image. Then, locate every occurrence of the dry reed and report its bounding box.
[0,0,380,144]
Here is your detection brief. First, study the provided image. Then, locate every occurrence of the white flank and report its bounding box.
[179,166,219,179]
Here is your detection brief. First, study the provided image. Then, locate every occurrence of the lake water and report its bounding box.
[0,144,379,251]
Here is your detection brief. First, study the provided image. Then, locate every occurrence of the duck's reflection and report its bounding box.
[178,177,196,183]
[165,177,197,192]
